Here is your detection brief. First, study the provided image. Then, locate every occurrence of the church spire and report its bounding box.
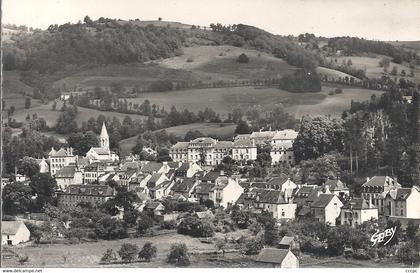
[100,123,109,149]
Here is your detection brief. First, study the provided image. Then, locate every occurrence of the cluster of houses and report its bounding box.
[3,124,420,253]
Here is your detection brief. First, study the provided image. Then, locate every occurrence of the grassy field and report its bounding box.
[332,55,420,83]
[52,45,297,91]
[127,85,383,118]
[119,122,236,156]
[10,101,150,127]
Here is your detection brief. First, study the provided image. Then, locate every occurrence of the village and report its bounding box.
[2,122,420,267]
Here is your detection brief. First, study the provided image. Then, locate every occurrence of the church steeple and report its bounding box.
[100,123,109,149]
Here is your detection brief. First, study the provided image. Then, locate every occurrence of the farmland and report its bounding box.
[127,85,383,118]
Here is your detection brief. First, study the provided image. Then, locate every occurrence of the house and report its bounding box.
[232,139,257,161]
[84,162,107,184]
[152,180,175,200]
[175,162,203,178]
[85,123,119,162]
[209,176,244,208]
[271,129,298,146]
[48,147,76,176]
[171,177,199,198]
[201,171,220,184]
[279,236,299,251]
[340,198,378,227]
[249,130,277,146]
[361,176,401,208]
[383,186,420,219]
[323,178,350,197]
[55,165,83,189]
[194,210,214,220]
[144,201,165,216]
[1,221,31,245]
[293,185,319,207]
[142,162,165,175]
[118,169,138,187]
[266,175,297,198]
[256,248,299,268]
[270,143,294,166]
[192,182,214,201]
[310,194,343,226]
[57,184,114,208]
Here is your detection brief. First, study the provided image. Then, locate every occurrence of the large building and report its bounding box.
[57,184,115,208]
[169,137,257,166]
[86,123,119,162]
[48,147,76,176]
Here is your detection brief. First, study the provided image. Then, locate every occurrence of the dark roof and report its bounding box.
[177,163,190,171]
[266,174,289,186]
[297,207,311,216]
[295,186,317,196]
[172,178,196,193]
[342,198,372,210]
[62,185,114,196]
[390,188,413,200]
[194,183,214,195]
[142,162,163,173]
[256,248,290,264]
[258,190,286,204]
[310,194,336,208]
[202,171,220,182]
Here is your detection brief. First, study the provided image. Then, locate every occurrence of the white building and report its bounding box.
[86,123,119,162]
[1,221,30,245]
[209,176,244,208]
[270,130,298,165]
[49,147,76,176]
[232,139,257,161]
[310,194,343,226]
[340,198,378,227]
[55,165,83,189]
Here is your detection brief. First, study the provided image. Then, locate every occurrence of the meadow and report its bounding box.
[127,85,383,119]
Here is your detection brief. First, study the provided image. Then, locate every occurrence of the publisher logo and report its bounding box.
[370,226,397,247]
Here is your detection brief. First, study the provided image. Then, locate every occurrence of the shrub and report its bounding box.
[177,216,215,238]
[202,199,214,209]
[138,242,157,262]
[237,53,249,63]
[161,220,178,230]
[94,216,127,240]
[186,57,194,62]
[118,243,139,263]
[167,243,190,266]
[335,88,343,94]
[244,238,263,255]
[137,213,154,236]
[18,256,29,265]
[101,249,117,263]
[249,222,263,235]
[397,242,420,266]
[328,91,335,96]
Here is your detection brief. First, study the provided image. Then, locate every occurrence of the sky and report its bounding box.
[3,0,420,41]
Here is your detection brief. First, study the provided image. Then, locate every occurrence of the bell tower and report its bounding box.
[100,123,109,149]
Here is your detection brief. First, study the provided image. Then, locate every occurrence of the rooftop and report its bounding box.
[256,248,290,264]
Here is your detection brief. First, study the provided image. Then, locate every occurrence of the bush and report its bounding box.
[94,216,127,240]
[186,57,194,62]
[244,238,263,255]
[161,220,177,230]
[249,222,263,235]
[167,243,190,266]
[138,242,157,262]
[137,213,154,236]
[118,243,139,263]
[237,53,249,63]
[101,249,117,263]
[335,88,343,94]
[397,242,420,266]
[177,216,215,237]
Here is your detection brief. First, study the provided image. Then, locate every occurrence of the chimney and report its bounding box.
[366,177,370,182]
[220,170,225,176]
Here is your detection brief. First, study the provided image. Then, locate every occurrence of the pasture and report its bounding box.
[332,55,420,83]
[127,86,383,118]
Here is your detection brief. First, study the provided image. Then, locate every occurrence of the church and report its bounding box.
[85,123,119,163]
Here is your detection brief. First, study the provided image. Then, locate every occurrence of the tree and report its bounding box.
[237,53,249,63]
[67,131,99,155]
[95,216,127,240]
[138,242,158,262]
[177,216,215,237]
[132,141,144,156]
[123,208,139,226]
[101,249,117,263]
[25,97,31,109]
[84,15,93,26]
[397,242,420,266]
[2,182,33,214]
[234,119,251,134]
[114,186,140,210]
[17,156,40,178]
[118,243,139,263]
[29,173,57,211]
[406,220,419,240]
[244,238,263,255]
[167,243,190,266]
[184,130,203,141]
[390,66,398,76]
[137,213,154,236]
